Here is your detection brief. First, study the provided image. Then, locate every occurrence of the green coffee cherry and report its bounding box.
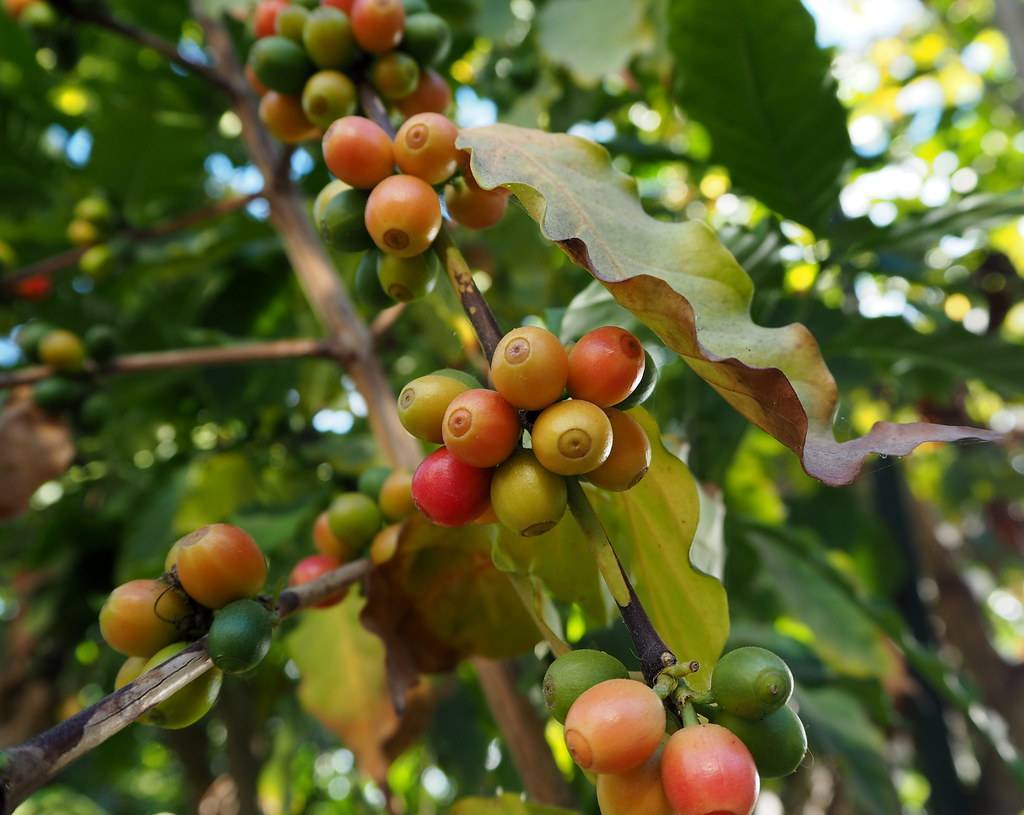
[320,189,373,252]
[208,599,275,674]
[302,70,357,130]
[80,244,115,278]
[377,252,437,302]
[398,372,471,443]
[248,36,312,95]
[33,377,88,414]
[275,5,309,42]
[357,465,393,502]
[74,196,113,225]
[713,705,807,778]
[84,324,117,363]
[434,368,482,389]
[491,450,567,536]
[303,7,357,69]
[402,13,451,66]
[141,643,223,729]
[614,350,658,409]
[711,646,793,720]
[327,492,383,553]
[16,321,54,361]
[542,649,630,724]
[78,392,113,431]
[370,52,420,101]
[354,250,393,311]
[402,0,430,13]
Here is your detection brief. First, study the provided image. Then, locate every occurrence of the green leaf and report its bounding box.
[667,0,852,231]
[536,0,654,87]
[590,409,729,687]
[453,793,577,815]
[457,125,998,486]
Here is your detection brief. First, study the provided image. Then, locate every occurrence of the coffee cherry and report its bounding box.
[532,400,613,475]
[208,599,275,673]
[290,554,345,608]
[245,63,270,96]
[597,749,673,815]
[274,4,309,41]
[39,329,85,372]
[142,642,223,729]
[311,510,344,560]
[402,12,450,65]
[587,408,651,491]
[491,325,568,410]
[365,175,442,257]
[248,36,312,95]
[319,188,373,251]
[322,116,394,188]
[491,450,566,536]
[78,392,113,431]
[303,6,357,69]
[79,244,114,278]
[32,377,87,415]
[435,368,482,388]
[442,389,520,467]
[84,325,117,363]
[357,465,393,501]
[713,706,807,779]
[259,91,318,144]
[563,678,665,773]
[370,51,420,100]
[253,0,288,38]
[444,178,508,230]
[313,179,349,227]
[67,218,100,246]
[370,523,401,564]
[398,372,472,442]
[350,0,404,54]
[661,724,760,815]
[16,321,53,361]
[394,113,458,184]
[302,70,357,129]
[396,68,452,116]
[542,649,630,723]
[377,251,438,302]
[327,492,382,552]
[114,656,147,691]
[615,349,658,409]
[711,647,793,720]
[355,249,393,310]
[379,469,416,520]
[175,524,268,609]
[321,0,354,10]
[412,447,492,527]
[99,579,191,657]
[568,326,645,407]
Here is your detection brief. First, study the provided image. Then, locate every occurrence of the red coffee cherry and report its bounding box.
[312,510,349,561]
[441,388,520,468]
[321,0,354,11]
[289,554,345,608]
[586,408,651,491]
[567,326,645,407]
[350,0,404,54]
[661,724,760,815]
[259,92,318,144]
[322,116,394,189]
[253,0,288,37]
[174,524,268,609]
[99,579,191,658]
[563,678,665,774]
[394,113,459,185]
[396,68,452,116]
[411,447,492,527]
[597,749,673,815]
[444,178,508,230]
[491,325,568,410]
[365,174,442,257]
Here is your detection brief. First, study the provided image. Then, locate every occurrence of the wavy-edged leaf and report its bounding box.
[457,125,998,486]
[668,0,852,231]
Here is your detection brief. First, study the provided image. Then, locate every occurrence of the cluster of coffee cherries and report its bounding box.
[543,646,807,815]
[67,195,120,279]
[247,0,452,141]
[99,524,275,728]
[16,321,116,429]
[290,467,416,598]
[399,324,658,533]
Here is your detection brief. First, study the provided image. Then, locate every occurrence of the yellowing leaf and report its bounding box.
[0,390,74,520]
[457,125,999,486]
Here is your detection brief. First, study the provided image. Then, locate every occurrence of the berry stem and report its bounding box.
[681,701,700,728]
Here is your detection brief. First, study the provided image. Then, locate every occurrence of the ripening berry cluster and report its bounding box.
[542,646,807,815]
[399,324,659,533]
[67,194,119,279]
[98,524,274,728]
[247,0,452,142]
[291,466,416,601]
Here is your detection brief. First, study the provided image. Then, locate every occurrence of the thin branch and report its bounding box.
[0,559,372,814]
[2,194,260,289]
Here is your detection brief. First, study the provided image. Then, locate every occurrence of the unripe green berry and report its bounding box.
[711,646,794,720]
[327,492,382,553]
[614,349,659,409]
[302,7,357,69]
[713,705,807,778]
[354,249,393,311]
[208,599,275,674]
[492,450,567,536]
[302,70,357,129]
[397,372,470,442]
[542,649,629,724]
[370,52,420,101]
[319,189,373,252]
[376,252,438,302]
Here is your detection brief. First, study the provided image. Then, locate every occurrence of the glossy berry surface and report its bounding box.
[274,5,309,41]
[661,724,760,815]
[327,492,382,552]
[563,678,665,773]
[567,326,645,407]
[259,92,318,144]
[379,469,416,521]
[99,579,191,657]
[394,113,459,184]
[615,348,659,409]
[350,0,405,53]
[444,179,508,230]
[491,450,566,537]
[532,399,613,476]
[491,325,568,410]
[370,52,420,100]
[142,642,223,729]
[398,372,472,443]
[587,408,652,491]
[597,749,673,815]
[396,68,452,116]
[402,12,451,65]
[319,188,373,252]
[248,36,311,95]
[542,649,629,724]
[441,388,520,468]
[207,599,275,672]
[365,174,442,258]
[253,0,288,37]
[714,706,807,779]
[289,554,345,608]
[377,252,437,302]
[313,179,349,227]
[175,524,268,609]
[302,70,357,129]
[711,646,793,720]
[322,116,394,189]
[302,7,356,69]
[411,447,492,527]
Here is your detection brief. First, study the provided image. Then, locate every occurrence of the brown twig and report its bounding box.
[2,194,260,289]
[0,559,371,814]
